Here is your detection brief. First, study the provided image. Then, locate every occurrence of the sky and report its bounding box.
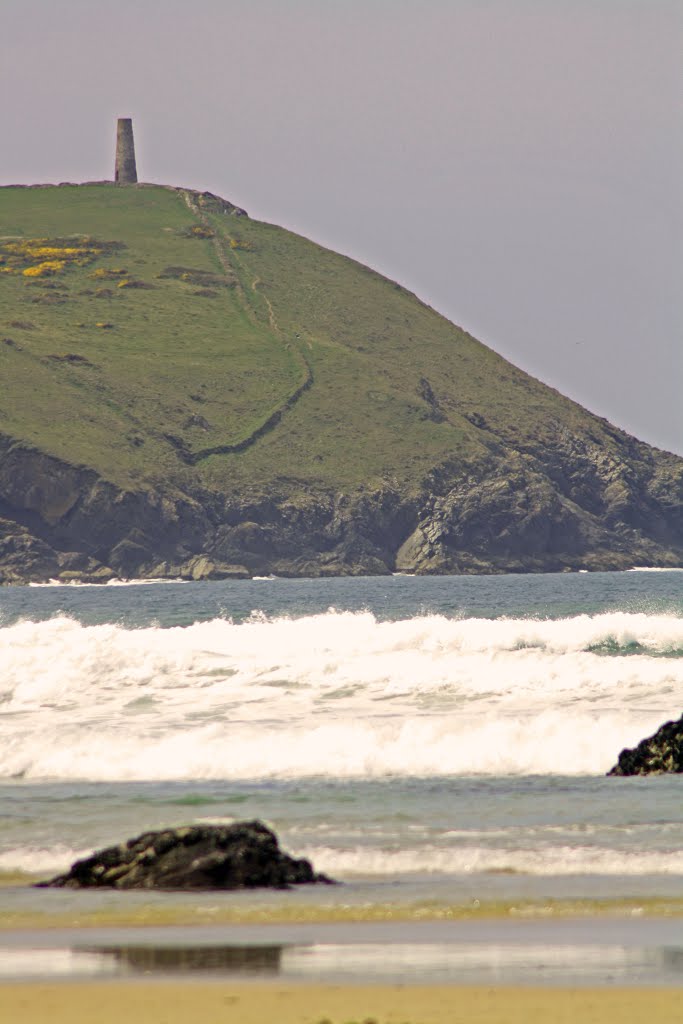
[2,0,682,454]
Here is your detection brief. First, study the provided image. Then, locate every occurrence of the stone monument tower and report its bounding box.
[115,118,138,184]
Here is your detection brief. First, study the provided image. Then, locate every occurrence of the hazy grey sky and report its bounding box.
[3,0,681,454]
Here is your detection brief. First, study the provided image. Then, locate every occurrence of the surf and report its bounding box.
[1,610,682,780]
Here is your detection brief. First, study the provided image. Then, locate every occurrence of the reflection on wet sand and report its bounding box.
[3,931,683,986]
[82,944,283,974]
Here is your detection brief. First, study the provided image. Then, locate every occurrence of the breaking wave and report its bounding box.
[2,610,682,780]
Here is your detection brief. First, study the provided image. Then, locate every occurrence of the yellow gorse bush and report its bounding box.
[0,236,123,279]
[89,267,128,279]
[24,246,84,258]
[23,260,67,277]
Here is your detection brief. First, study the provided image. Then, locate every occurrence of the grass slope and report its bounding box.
[1,182,626,497]
[1,186,302,490]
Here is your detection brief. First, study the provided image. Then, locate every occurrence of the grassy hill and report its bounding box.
[1,182,682,581]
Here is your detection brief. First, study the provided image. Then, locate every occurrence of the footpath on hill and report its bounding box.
[177,189,313,465]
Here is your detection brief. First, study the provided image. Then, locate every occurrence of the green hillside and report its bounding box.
[1,183,682,581]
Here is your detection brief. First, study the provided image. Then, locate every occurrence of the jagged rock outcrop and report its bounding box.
[607,716,683,776]
[0,516,59,584]
[394,445,683,575]
[0,434,214,583]
[0,516,114,585]
[37,820,335,890]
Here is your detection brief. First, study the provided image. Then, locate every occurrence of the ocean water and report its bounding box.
[2,570,683,916]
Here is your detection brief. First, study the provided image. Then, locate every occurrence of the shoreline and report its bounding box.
[10,564,683,588]
[4,895,683,931]
[2,981,683,1024]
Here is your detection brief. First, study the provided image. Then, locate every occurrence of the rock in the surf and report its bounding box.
[607,715,683,776]
[36,819,335,890]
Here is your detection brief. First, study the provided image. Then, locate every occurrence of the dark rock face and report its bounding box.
[1,418,683,584]
[395,444,683,575]
[36,820,335,891]
[0,516,60,584]
[0,432,213,584]
[607,716,683,776]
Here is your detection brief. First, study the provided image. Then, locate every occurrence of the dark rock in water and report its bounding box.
[607,715,683,776]
[36,820,335,890]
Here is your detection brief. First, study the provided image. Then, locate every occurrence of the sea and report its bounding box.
[2,569,683,984]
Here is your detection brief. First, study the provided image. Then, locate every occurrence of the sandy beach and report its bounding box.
[2,980,683,1024]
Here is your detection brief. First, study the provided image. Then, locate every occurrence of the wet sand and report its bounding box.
[2,914,683,1024]
[4,914,683,987]
[2,980,683,1024]
[4,889,683,931]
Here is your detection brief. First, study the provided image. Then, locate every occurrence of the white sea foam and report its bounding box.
[3,839,682,880]
[0,845,89,874]
[301,844,683,878]
[628,567,683,573]
[28,577,182,588]
[1,611,682,781]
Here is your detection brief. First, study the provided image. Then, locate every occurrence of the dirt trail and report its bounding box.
[173,192,313,465]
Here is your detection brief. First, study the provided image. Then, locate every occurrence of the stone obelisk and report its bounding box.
[115,118,138,184]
